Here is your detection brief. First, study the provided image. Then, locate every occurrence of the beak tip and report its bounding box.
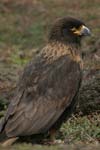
[81,26,91,36]
[87,29,91,36]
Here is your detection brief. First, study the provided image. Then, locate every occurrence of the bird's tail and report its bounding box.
[0,135,18,147]
[0,131,8,143]
[0,117,18,146]
[0,128,18,147]
[0,117,5,138]
[0,117,8,144]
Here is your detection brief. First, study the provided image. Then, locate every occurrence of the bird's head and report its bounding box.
[49,17,91,45]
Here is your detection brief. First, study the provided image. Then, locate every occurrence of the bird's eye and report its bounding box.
[71,27,79,32]
[70,26,83,35]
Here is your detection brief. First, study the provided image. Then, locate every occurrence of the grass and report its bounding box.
[1,143,99,150]
[60,114,100,143]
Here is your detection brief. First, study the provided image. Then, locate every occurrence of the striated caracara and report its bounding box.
[0,17,91,146]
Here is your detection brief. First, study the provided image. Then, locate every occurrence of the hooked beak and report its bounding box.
[80,25,91,36]
[72,25,91,36]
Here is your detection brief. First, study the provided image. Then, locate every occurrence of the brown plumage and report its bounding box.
[0,17,91,146]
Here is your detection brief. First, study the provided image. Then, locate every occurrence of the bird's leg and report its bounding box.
[49,128,63,144]
[49,128,57,142]
[42,128,63,145]
[1,137,18,147]
[42,128,57,145]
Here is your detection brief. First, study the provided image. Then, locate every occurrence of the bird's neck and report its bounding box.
[41,41,83,67]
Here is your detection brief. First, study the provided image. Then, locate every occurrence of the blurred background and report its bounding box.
[0,0,100,149]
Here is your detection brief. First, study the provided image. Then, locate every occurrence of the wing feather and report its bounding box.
[2,55,81,137]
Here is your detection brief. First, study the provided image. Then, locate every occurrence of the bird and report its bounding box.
[0,17,91,146]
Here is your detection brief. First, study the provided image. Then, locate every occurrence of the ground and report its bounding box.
[0,0,100,149]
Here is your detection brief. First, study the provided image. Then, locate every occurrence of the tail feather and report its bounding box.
[0,117,18,146]
[0,137,18,147]
[0,117,8,144]
[0,117,8,143]
[0,117,5,132]
[0,131,8,143]
[0,128,18,146]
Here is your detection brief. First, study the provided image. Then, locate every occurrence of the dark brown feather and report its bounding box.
[2,50,82,137]
[0,17,90,144]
